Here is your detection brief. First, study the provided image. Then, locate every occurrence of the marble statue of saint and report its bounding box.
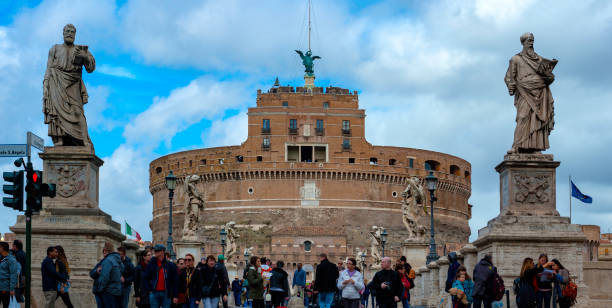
[354,247,367,266]
[183,175,204,240]
[43,24,96,150]
[224,221,240,263]
[401,177,428,240]
[504,32,557,154]
[369,226,383,268]
[295,50,321,76]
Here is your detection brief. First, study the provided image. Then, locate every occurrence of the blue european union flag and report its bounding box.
[571,181,592,203]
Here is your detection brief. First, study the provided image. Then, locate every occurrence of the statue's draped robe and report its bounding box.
[504,50,554,152]
[43,44,95,145]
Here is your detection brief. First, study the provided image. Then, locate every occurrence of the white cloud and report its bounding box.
[202,112,248,148]
[97,65,135,79]
[122,77,251,149]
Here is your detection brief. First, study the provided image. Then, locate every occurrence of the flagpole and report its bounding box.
[569,175,572,224]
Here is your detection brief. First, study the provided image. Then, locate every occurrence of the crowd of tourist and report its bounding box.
[0,240,579,308]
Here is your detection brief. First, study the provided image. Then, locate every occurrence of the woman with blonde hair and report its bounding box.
[55,245,74,308]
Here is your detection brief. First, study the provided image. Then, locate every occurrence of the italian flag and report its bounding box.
[125,222,142,241]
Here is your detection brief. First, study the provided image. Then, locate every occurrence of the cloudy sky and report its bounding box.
[1,0,611,242]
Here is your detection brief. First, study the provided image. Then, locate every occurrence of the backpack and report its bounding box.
[514,277,536,307]
[492,272,505,301]
[561,278,578,305]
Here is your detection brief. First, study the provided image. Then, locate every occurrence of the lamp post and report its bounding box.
[244,249,250,274]
[220,227,228,256]
[165,171,177,261]
[425,171,439,264]
[381,229,388,258]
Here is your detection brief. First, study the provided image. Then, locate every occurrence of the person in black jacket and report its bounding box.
[118,246,135,308]
[144,244,179,308]
[269,261,290,308]
[179,253,202,308]
[314,253,339,308]
[472,254,496,308]
[199,255,228,308]
[41,246,68,308]
[371,257,402,308]
[515,257,537,308]
[134,248,152,308]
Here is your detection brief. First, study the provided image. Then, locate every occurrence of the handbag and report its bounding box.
[201,270,217,297]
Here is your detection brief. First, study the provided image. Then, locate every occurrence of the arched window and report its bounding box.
[465,170,471,180]
[425,160,440,171]
[155,167,162,174]
[450,165,460,176]
[304,240,312,252]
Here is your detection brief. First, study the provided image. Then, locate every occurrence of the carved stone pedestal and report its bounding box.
[496,153,560,216]
[10,146,125,308]
[474,153,589,308]
[304,74,315,89]
[401,239,428,269]
[175,241,204,262]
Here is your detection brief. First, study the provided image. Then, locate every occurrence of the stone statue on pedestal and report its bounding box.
[183,175,204,241]
[43,24,96,150]
[369,226,384,268]
[401,177,428,240]
[504,32,557,154]
[224,221,239,263]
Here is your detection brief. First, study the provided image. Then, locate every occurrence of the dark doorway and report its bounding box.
[301,146,313,162]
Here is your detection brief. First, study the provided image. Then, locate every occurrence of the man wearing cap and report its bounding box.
[216,255,230,308]
[145,244,179,308]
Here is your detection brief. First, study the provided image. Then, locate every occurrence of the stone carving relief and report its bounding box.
[54,165,86,198]
[183,175,205,241]
[513,173,551,203]
[354,247,367,265]
[401,177,428,240]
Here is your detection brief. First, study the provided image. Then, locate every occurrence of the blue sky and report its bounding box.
[1,0,612,241]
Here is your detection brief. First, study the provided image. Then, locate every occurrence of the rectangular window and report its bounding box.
[348,158,355,164]
[290,119,297,129]
[262,119,271,134]
[342,139,350,150]
[314,146,326,162]
[409,158,414,168]
[323,102,329,109]
[342,120,350,130]
[316,119,324,129]
[257,156,263,162]
[282,101,288,107]
[263,137,270,146]
[287,146,299,161]
[316,119,324,135]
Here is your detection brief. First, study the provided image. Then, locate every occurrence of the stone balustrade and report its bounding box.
[410,246,479,308]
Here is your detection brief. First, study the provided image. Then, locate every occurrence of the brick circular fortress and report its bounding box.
[149,84,472,269]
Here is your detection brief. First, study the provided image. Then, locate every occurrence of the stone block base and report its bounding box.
[10,208,124,307]
[474,215,587,308]
[401,240,428,269]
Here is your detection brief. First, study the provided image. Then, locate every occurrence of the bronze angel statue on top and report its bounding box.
[295,50,321,76]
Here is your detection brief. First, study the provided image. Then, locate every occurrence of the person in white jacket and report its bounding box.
[337,258,365,308]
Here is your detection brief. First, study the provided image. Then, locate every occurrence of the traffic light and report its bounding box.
[26,170,56,212]
[3,170,24,211]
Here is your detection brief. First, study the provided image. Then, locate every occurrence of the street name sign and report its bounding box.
[0,144,27,157]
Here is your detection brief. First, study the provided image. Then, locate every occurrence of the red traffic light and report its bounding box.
[32,172,38,183]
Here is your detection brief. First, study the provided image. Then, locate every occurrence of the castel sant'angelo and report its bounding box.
[148,53,472,273]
